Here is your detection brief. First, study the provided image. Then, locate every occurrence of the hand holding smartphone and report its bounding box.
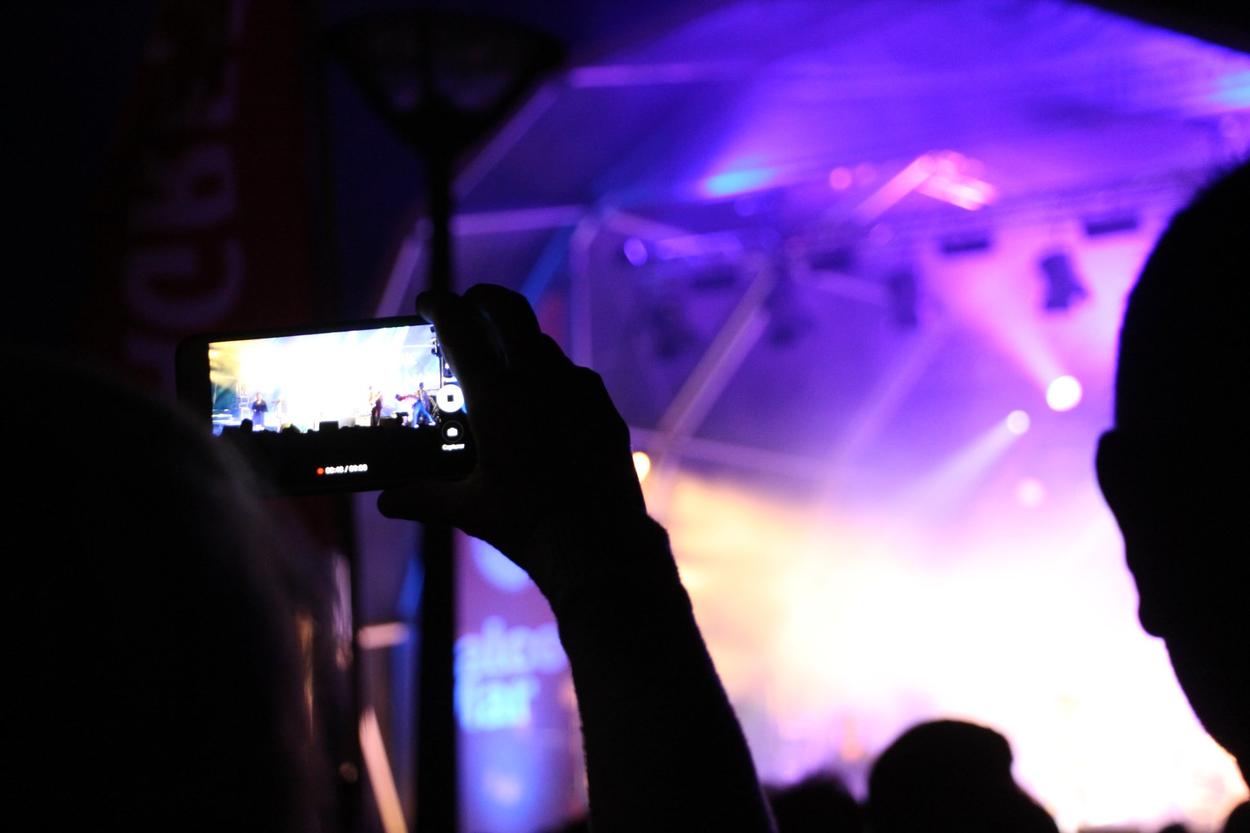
[377,285,647,577]
[178,284,647,581]
[177,316,474,494]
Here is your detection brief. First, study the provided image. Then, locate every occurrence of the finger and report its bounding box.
[417,290,503,400]
[462,284,543,367]
[377,478,473,527]
[530,334,575,370]
[503,334,577,384]
[572,366,633,452]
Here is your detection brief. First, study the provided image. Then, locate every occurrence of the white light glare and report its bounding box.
[632,450,652,484]
[1005,410,1031,436]
[1046,375,1083,412]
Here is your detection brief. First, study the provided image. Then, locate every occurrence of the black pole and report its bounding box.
[426,147,454,295]
[415,144,457,833]
[326,14,563,832]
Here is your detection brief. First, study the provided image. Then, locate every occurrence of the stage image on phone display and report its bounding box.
[178,318,473,494]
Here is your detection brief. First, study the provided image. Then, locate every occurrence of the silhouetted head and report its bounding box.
[766,771,862,833]
[540,816,590,833]
[1224,800,1250,833]
[5,354,318,832]
[1095,158,1250,775]
[866,719,1058,833]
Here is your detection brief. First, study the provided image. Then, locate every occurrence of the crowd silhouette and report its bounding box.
[7,156,1248,832]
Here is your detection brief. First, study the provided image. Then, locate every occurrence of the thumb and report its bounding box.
[377,478,473,527]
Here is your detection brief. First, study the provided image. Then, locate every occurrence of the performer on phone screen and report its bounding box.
[250,392,268,428]
[369,387,383,427]
[396,382,436,427]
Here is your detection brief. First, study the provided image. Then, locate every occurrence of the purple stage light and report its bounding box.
[1214,69,1250,107]
[700,166,780,198]
[914,151,997,211]
[1045,375,1083,412]
[828,166,854,190]
[623,236,649,266]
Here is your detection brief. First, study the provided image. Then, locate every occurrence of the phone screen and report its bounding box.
[208,322,464,435]
[181,318,472,493]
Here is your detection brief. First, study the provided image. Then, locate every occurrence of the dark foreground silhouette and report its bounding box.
[11,150,1248,830]
[6,353,324,832]
[5,286,778,833]
[1096,158,1250,787]
[766,770,863,833]
[866,719,1057,833]
[379,285,776,832]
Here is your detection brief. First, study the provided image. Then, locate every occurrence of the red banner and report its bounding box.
[87,0,316,391]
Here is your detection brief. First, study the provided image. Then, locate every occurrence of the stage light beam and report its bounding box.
[1038,250,1089,312]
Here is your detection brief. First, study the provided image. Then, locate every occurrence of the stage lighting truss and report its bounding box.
[1036,249,1089,312]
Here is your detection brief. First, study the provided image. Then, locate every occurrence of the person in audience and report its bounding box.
[1157,822,1192,833]
[6,284,779,833]
[539,814,591,833]
[866,719,1058,833]
[766,770,863,833]
[6,353,326,833]
[24,158,1248,833]
[1223,800,1250,833]
[379,284,777,833]
[1095,158,1250,787]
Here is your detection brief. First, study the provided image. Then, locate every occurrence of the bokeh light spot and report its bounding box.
[828,166,854,190]
[1005,409,1031,436]
[1046,375,1083,412]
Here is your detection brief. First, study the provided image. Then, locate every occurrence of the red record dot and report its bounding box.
[316,467,325,476]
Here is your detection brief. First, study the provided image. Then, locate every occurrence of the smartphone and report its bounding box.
[176,316,474,495]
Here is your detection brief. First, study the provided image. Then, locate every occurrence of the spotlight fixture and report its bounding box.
[764,278,814,347]
[1037,250,1088,312]
[805,245,857,274]
[622,237,649,267]
[886,268,919,329]
[649,297,698,359]
[1082,213,1140,238]
[938,231,993,256]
